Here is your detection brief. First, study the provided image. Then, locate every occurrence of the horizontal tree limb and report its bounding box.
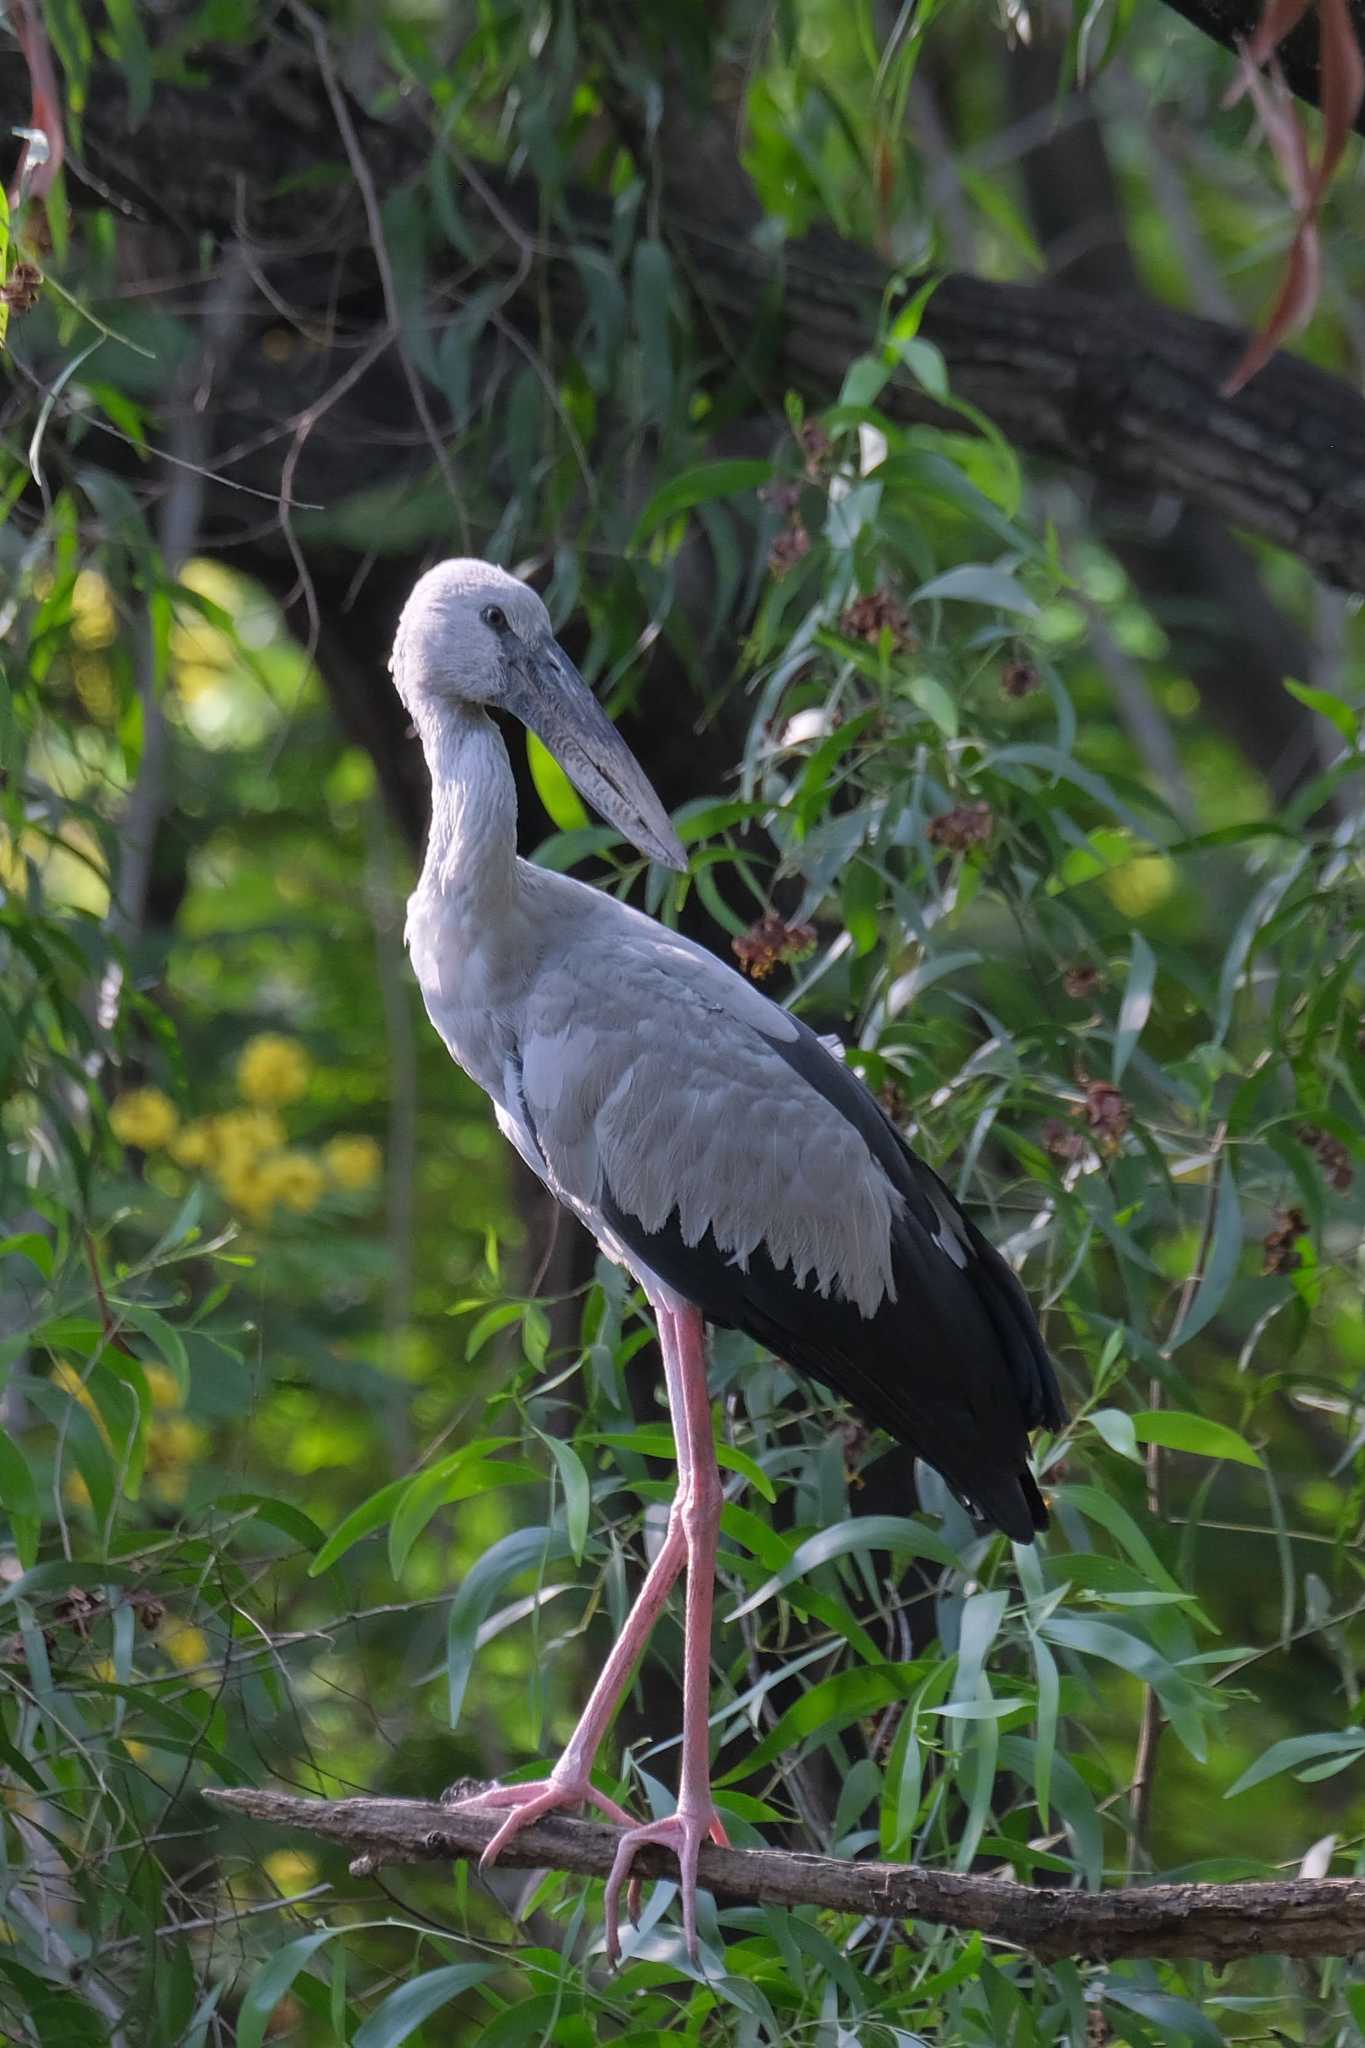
[205,1784,1365,1963]
[8,39,1365,590]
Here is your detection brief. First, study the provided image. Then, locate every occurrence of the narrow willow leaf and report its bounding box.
[1113,930,1155,1082]
[538,1431,590,1563]
[1169,1160,1243,1349]
[237,1931,343,2048]
[715,1664,918,1784]
[1224,1729,1365,1798]
[630,460,774,546]
[352,1963,497,2048]
[526,730,589,832]
[447,1527,570,1727]
[310,1477,409,1576]
[727,1514,954,1623]
[912,564,1037,615]
[1130,1409,1263,1468]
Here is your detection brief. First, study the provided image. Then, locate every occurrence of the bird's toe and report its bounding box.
[601,1805,719,1967]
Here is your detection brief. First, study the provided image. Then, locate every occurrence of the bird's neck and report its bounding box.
[418,705,521,919]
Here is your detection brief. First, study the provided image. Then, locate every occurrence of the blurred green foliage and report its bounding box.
[3,1,1365,2043]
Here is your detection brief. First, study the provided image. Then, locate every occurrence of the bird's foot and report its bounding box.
[443,1769,634,1870]
[602,1800,729,1966]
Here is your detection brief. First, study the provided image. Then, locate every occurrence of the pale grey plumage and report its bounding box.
[393,559,905,1319]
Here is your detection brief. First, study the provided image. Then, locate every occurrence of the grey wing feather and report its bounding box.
[516,912,901,1316]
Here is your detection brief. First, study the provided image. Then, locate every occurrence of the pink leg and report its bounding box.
[601,1299,727,1965]
[448,1301,698,1871]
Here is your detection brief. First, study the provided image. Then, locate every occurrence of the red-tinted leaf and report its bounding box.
[8,0,66,205]
[1243,54,1315,205]
[1313,0,1365,197]
[1221,220,1322,394]
[1223,0,1315,105]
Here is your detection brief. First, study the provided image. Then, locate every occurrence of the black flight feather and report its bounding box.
[599,1013,1064,1545]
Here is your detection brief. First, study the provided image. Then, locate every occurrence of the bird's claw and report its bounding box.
[602,1803,729,1966]
[445,1771,635,1872]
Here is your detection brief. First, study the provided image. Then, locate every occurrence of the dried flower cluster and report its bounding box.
[1000,657,1040,699]
[768,521,811,580]
[0,260,42,315]
[1299,1123,1354,1191]
[1063,962,1103,1001]
[927,801,994,853]
[732,911,818,980]
[1043,1119,1087,1164]
[1263,1206,1310,1274]
[1082,1079,1132,1144]
[839,588,914,651]
[797,419,833,477]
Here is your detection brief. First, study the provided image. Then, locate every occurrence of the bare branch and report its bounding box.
[205,1786,1365,1963]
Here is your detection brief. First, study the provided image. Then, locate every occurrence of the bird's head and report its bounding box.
[391,558,687,872]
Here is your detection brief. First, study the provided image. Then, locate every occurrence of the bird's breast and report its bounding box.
[404,883,526,1104]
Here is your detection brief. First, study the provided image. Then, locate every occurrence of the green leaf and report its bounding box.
[716,1664,919,1783]
[352,1964,497,2048]
[526,730,589,832]
[912,563,1038,615]
[120,1301,191,1401]
[1284,676,1359,744]
[538,1431,590,1563]
[0,1431,40,1567]
[589,1426,776,1502]
[102,0,153,123]
[632,237,674,420]
[1224,1729,1365,1797]
[1113,930,1155,1083]
[237,1930,344,2048]
[0,1232,53,1280]
[727,1515,954,1623]
[1089,1407,1141,1462]
[1169,1160,1243,1349]
[447,1526,570,1727]
[1042,1615,1212,1759]
[310,1477,410,1576]
[1130,1409,1262,1468]
[214,1492,327,1548]
[841,858,880,956]
[630,459,774,547]
[389,1444,535,1578]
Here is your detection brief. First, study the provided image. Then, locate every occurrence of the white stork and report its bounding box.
[392,558,1063,1960]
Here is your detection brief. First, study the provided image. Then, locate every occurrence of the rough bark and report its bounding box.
[205,1785,1365,1963]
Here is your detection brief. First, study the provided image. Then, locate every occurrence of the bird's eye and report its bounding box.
[481,604,509,634]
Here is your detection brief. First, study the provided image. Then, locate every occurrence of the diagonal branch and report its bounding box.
[205,1785,1365,1963]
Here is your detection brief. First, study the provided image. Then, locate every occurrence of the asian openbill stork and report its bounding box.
[393,559,1063,1960]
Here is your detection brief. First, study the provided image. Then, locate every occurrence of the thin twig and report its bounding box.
[204,1785,1365,1962]
[295,2,469,550]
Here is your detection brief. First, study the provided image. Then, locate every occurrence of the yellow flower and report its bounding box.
[323,1134,382,1191]
[236,1033,312,1107]
[217,1155,275,1223]
[213,1108,285,1169]
[1105,853,1175,920]
[70,568,117,651]
[161,1621,209,1670]
[142,1364,181,1411]
[110,1088,179,1150]
[258,1150,326,1214]
[169,1119,216,1169]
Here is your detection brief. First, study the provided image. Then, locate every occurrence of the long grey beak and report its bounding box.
[510,640,688,872]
